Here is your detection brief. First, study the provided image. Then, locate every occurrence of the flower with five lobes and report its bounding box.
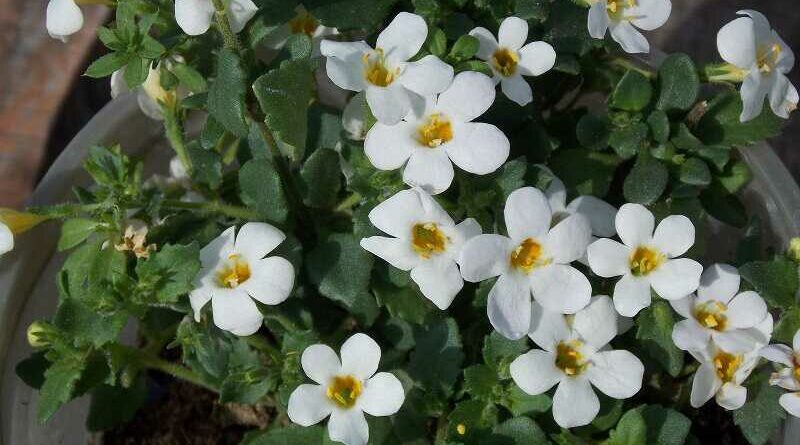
[320,12,454,125]
[671,263,773,354]
[190,223,295,336]
[586,0,672,54]
[760,330,800,418]
[459,187,593,340]
[587,203,702,317]
[544,173,618,238]
[365,72,510,194]
[469,17,557,106]
[288,333,405,445]
[174,0,258,36]
[511,296,644,428]
[46,0,85,41]
[716,10,797,122]
[689,342,760,410]
[360,188,481,310]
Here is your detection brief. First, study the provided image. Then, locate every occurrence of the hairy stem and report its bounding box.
[211,0,241,52]
[118,345,215,392]
[162,199,260,220]
[163,105,193,175]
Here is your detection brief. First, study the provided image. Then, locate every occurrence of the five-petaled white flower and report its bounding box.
[689,342,759,410]
[544,173,617,238]
[365,71,510,194]
[190,223,294,336]
[469,17,556,106]
[587,203,702,317]
[760,330,800,418]
[288,333,405,445]
[459,187,592,340]
[587,0,672,54]
[263,6,338,57]
[320,12,454,125]
[511,296,644,428]
[360,188,481,310]
[671,263,773,354]
[46,0,84,42]
[717,10,798,122]
[175,0,258,36]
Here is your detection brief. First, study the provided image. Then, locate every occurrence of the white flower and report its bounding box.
[111,63,175,121]
[671,263,772,353]
[587,203,702,317]
[689,342,759,410]
[717,10,798,122]
[175,0,258,36]
[46,0,84,42]
[342,92,368,141]
[587,0,672,54]
[544,173,617,238]
[190,223,294,336]
[469,17,556,106]
[511,296,644,428]
[320,12,454,125]
[288,333,405,445]
[360,188,481,310]
[0,222,13,256]
[760,330,800,417]
[365,71,509,194]
[459,187,592,340]
[263,6,338,57]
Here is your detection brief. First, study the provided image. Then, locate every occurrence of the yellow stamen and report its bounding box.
[629,246,665,276]
[417,114,453,148]
[714,351,743,383]
[510,238,550,272]
[456,424,467,435]
[363,49,398,87]
[326,375,363,409]
[606,0,637,16]
[555,340,588,376]
[491,47,519,77]
[142,64,175,107]
[793,355,800,384]
[411,223,448,258]
[289,11,319,36]
[757,43,782,74]
[693,301,728,332]
[216,254,252,288]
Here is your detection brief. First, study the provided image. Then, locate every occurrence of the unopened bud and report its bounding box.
[26,322,54,348]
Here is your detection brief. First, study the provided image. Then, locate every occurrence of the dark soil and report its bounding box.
[691,403,750,445]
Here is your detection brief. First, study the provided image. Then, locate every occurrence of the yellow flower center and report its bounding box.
[491,47,519,77]
[694,301,728,331]
[606,0,637,16]
[216,254,252,289]
[456,424,467,435]
[363,49,398,87]
[629,246,665,276]
[326,375,363,409]
[714,351,743,383]
[289,11,319,36]
[555,340,588,376]
[411,223,448,258]
[757,43,782,74]
[793,355,800,384]
[417,114,454,148]
[510,238,550,272]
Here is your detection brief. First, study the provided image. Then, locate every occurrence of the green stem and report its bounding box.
[246,334,282,364]
[334,192,362,214]
[212,0,241,52]
[263,312,300,332]
[164,106,193,175]
[162,199,260,220]
[118,345,215,392]
[608,56,655,79]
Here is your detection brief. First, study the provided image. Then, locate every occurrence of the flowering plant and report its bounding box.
[11,0,800,444]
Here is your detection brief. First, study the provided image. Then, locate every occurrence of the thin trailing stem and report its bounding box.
[211,0,241,52]
[162,199,261,221]
[163,105,193,174]
[117,345,215,392]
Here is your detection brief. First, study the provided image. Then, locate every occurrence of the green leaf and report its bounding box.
[447,35,479,63]
[53,298,128,348]
[717,161,751,194]
[483,331,527,379]
[135,243,201,304]
[774,307,800,344]
[299,148,341,208]
[487,416,550,445]
[171,63,208,93]
[241,425,327,445]
[640,405,691,445]
[123,57,149,89]
[306,0,400,31]
[373,280,433,325]
[38,355,86,423]
[409,318,464,396]
[696,91,784,147]
[635,301,684,377]
[86,377,148,432]
[623,156,668,205]
[455,59,494,76]
[464,365,501,402]
[549,149,622,197]
[576,114,611,151]
[678,158,711,186]
[219,339,275,404]
[609,122,648,160]
[84,52,129,78]
[611,71,653,111]
[447,399,498,440]
[733,373,786,445]
[426,27,447,58]
[58,218,102,251]
[501,385,552,417]
[239,159,289,224]
[186,142,223,189]
[656,53,699,113]
[604,406,646,445]
[208,49,249,137]
[647,110,670,143]
[740,259,799,310]
[700,182,748,228]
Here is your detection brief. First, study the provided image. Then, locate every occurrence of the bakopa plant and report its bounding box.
[13,1,800,444]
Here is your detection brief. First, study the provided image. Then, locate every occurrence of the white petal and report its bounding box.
[437,71,496,122]
[587,238,631,278]
[716,383,747,410]
[321,40,372,60]
[498,16,528,50]
[288,384,333,426]
[469,27,499,60]
[403,148,455,195]
[609,21,649,54]
[780,393,800,418]
[739,10,773,48]
[713,329,768,353]
[343,92,368,141]
[242,256,294,305]
[366,189,427,238]
[411,257,463,310]
[47,0,84,40]
[628,0,672,31]
[740,70,770,122]
[364,121,415,170]
[518,41,556,76]
[670,295,695,318]
[690,364,722,408]
[771,368,800,391]
[175,0,215,36]
[795,329,800,351]
[359,372,405,416]
[367,84,413,125]
[446,123,509,175]
[211,290,263,336]
[616,203,654,247]
[505,187,552,242]
[110,70,128,99]
[326,58,367,93]
[235,222,285,262]
[302,344,342,385]
[453,218,482,246]
[769,73,799,119]
[200,226,236,269]
[545,175,567,212]
[671,319,710,352]
[774,31,796,73]
[727,291,767,329]
[717,16,757,68]
[587,1,610,39]
[189,287,212,322]
[553,377,600,428]
[574,296,618,349]
[530,264,592,314]
[0,223,12,255]
[400,55,454,97]
[501,75,533,106]
[651,215,695,258]
[545,214,592,264]
[226,0,259,33]
[759,344,794,366]
[697,263,741,304]
[510,350,562,394]
[376,12,428,62]
[328,408,369,445]
[613,274,652,317]
[587,350,644,398]
[488,274,533,340]
[649,258,703,300]
[340,333,381,380]
[529,302,570,352]
[458,234,512,282]
[416,187,456,225]
[137,92,165,120]
[360,236,419,271]
[567,196,617,238]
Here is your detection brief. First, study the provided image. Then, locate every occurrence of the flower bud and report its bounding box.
[0,208,48,235]
[26,321,55,348]
[788,237,800,264]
